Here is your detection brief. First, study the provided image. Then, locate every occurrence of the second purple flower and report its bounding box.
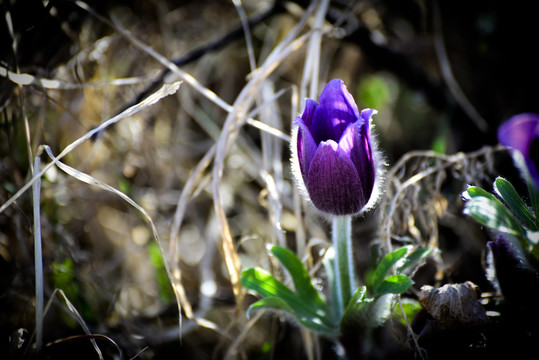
[292,79,381,216]
[498,113,539,188]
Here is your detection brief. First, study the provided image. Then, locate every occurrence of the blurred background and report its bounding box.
[1,0,538,359]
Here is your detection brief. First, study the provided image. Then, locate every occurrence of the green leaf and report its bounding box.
[371,246,410,294]
[527,179,539,224]
[149,242,174,303]
[247,296,337,334]
[240,268,337,334]
[464,196,525,237]
[247,296,293,317]
[342,286,367,322]
[392,298,422,327]
[357,75,390,110]
[323,248,339,319]
[270,246,328,309]
[241,268,298,305]
[494,177,538,231]
[341,290,393,329]
[374,274,413,297]
[396,248,432,274]
[466,186,494,198]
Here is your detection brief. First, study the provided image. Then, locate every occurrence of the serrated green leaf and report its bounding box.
[270,245,328,310]
[371,247,410,294]
[464,196,525,237]
[374,274,413,297]
[494,177,538,231]
[397,248,432,274]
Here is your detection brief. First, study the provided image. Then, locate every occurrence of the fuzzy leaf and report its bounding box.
[494,177,538,231]
[464,195,525,238]
[341,291,393,329]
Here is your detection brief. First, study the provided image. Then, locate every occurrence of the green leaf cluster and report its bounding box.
[241,245,430,336]
[342,246,430,329]
[241,246,338,335]
[464,177,539,260]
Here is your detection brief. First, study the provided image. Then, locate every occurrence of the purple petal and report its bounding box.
[360,108,376,129]
[296,119,318,181]
[498,113,539,185]
[306,141,364,215]
[299,99,318,127]
[339,122,375,207]
[310,79,360,144]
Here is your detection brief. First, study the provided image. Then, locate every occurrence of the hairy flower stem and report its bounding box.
[332,215,354,316]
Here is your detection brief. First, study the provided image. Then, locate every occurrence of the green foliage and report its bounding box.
[376,274,413,297]
[367,245,431,297]
[52,258,77,299]
[241,245,430,336]
[397,247,432,274]
[52,258,93,324]
[241,246,337,335]
[464,177,539,260]
[369,246,408,293]
[465,186,525,237]
[392,298,422,327]
[494,178,538,231]
[270,245,329,311]
[148,242,174,303]
[342,246,430,329]
[241,266,337,334]
[357,75,391,110]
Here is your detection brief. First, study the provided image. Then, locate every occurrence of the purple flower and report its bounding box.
[498,113,539,187]
[291,79,381,216]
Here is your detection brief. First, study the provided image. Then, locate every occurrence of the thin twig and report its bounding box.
[432,0,487,132]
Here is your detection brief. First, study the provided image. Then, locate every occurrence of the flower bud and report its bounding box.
[291,79,382,216]
[498,113,539,187]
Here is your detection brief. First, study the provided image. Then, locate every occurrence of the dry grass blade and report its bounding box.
[0,66,149,89]
[37,144,215,337]
[301,0,330,101]
[0,82,181,215]
[381,145,504,253]
[211,20,312,310]
[45,334,123,360]
[42,289,105,359]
